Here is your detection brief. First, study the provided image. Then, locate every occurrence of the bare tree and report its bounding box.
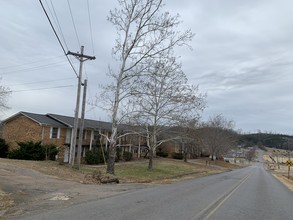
[246,146,256,163]
[101,0,194,174]
[128,58,205,169]
[178,121,202,162]
[199,115,238,160]
[0,81,11,112]
[162,119,202,162]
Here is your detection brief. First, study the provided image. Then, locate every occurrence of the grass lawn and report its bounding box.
[82,158,222,183]
[0,157,231,184]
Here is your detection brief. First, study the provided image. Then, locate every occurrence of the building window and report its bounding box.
[50,127,60,139]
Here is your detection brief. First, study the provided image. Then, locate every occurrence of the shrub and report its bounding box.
[85,148,99,164]
[43,144,59,160]
[8,141,46,160]
[156,151,168,158]
[85,148,107,165]
[123,151,133,161]
[172,152,184,160]
[116,147,122,161]
[0,138,9,158]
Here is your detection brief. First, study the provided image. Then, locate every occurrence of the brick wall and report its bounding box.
[2,115,43,150]
[159,142,181,157]
[2,115,68,150]
[42,127,68,147]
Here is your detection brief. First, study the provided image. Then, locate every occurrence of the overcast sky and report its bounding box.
[1,0,293,135]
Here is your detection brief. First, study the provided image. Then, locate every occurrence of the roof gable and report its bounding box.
[2,112,68,127]
[22,112,67,127]
[47,114,74,127]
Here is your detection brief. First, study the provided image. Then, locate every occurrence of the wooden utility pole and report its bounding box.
[67,46,95,166]
[77,79,87,170]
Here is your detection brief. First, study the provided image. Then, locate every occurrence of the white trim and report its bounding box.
[57,127,60,138]
[50,127,60,139]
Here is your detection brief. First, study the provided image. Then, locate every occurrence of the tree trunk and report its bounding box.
[106,69,121,174]
[107,125,117,174]
[183,141,187,162]
[184,151,188,162]
[107,141,116,174]
[146,125,153,170]
[148,148,153,170]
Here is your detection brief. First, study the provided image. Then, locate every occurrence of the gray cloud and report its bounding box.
[1,0,293,134]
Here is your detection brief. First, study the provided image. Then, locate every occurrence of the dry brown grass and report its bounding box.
[0,191,14,207]
[193,158,241,169]
[263,151,293,191]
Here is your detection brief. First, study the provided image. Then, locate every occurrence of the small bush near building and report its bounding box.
[85,148,99,164]
[0,138,9,158]
[123,151,133,161]
[116,147,122,161]
[85,148,107,165]
[156,151,168,158]
[8,141,46,160]
[172,152,184,160]
[43,144,59,160]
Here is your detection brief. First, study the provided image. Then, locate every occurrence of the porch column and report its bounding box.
[89,130,94,150]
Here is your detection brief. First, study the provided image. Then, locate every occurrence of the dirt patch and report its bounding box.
[0,159,148,219]
[0,159,85,182]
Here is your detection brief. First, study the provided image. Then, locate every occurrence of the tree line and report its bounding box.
[239,133,293,150]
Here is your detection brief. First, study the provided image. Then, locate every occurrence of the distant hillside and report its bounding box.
[239,133,293,150]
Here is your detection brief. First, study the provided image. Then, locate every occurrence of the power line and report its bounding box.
[39,0,78,77]
[0,55,64,70]
[0,60,72,75]
[67,0,81,48]
[12,85,75,93]
[39,0,66,56]
[87,0,95,55]
[7,77,75,87]
[46,0,69,51]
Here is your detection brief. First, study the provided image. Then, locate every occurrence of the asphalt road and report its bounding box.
[16,159,293,220]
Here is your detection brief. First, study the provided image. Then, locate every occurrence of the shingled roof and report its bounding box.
[2,112,67,127]
[46,114,74,127]
[2,111,114,131]
[47,113,112,130]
